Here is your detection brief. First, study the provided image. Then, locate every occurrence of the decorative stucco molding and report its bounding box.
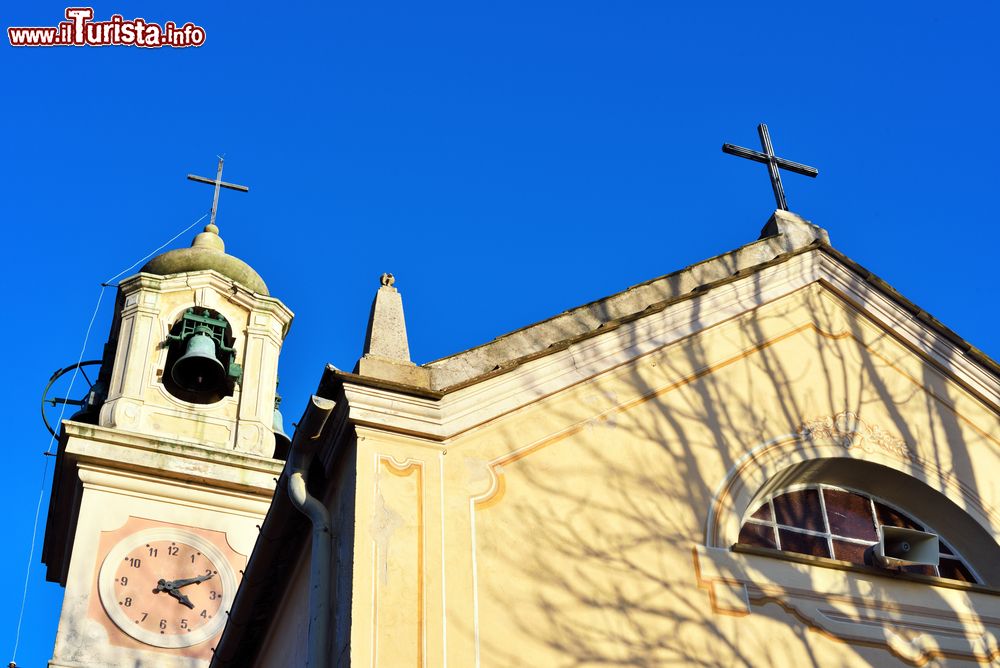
[799,411,913,462]
[695,545,1000,665]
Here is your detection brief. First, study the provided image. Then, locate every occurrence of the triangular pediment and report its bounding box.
[442,254,1000,668]
[334,241,999,442]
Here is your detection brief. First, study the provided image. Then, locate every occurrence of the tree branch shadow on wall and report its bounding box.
[467,275,995,667]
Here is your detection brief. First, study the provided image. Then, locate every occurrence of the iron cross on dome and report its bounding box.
[722,123,818,211]
[187,156,249,226]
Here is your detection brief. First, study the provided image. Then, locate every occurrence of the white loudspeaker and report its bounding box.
[865,525,940,568]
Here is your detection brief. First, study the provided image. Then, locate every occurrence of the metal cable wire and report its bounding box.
[103,211,208,286]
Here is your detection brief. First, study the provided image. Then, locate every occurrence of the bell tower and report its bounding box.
[42,219,292,667]
[98,222,289,457]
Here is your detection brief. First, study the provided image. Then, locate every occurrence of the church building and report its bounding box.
[41,150,1000,666]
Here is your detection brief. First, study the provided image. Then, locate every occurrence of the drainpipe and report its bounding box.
[287,394,337,668]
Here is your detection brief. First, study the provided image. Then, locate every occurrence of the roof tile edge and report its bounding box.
[416,210,825,390]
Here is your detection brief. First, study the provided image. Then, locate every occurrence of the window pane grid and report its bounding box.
[737,484,980,584]
[742,519,876,545]
[816,484,834,558]
[768,498,780,550]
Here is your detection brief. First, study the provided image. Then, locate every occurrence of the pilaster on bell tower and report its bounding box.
[98,221,292,457]
[43,161,293,668]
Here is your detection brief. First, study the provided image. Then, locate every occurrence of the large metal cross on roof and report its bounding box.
[722,123,818,211]
[187,156,249,226]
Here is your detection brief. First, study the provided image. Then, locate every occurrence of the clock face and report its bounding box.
[98,528,237,648]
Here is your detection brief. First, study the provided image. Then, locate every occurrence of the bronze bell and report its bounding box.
[171,327,226,392]
[272,405,292,460]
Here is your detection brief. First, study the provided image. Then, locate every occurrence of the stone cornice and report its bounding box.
[77,464,273,517]
[341,383,445,438]
[815,250,1000,411]
[424,226,809,388]
[62,421,283,496]
[342,251,819,440]
[116,270,294,326]
[337,248,1000,441]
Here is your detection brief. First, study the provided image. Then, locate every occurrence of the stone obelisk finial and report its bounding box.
[354,273,430,387]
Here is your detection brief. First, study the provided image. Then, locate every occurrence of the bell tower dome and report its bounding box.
[44,214,292,667]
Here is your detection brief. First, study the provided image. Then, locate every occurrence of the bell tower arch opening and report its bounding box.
[161,307,239,405]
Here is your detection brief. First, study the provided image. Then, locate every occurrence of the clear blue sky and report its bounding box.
[3,1,998,664]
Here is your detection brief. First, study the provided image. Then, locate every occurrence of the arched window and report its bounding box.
[737,484,980,583]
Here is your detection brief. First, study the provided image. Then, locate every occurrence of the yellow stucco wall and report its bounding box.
[342,282,1000,667]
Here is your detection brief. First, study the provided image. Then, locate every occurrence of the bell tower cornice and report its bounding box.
[115,271,293,338]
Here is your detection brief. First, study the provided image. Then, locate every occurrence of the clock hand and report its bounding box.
[166,587,196,610]
[155,572,215,592]
[153,579,200,609]
[167,573,215,589]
